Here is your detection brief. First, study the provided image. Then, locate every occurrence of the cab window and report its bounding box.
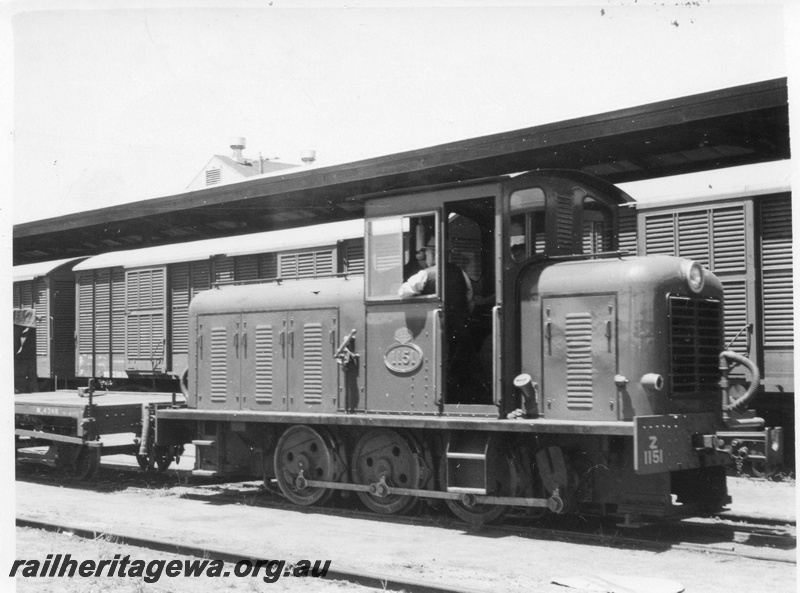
[366,213,436,299]
[578,193,614,254]
[509,188,546,262]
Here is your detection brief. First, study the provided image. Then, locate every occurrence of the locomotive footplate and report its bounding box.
[634,413,725,475]
[156,408,635,436]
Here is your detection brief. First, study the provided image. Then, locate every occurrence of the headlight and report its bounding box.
[680,260,705,293]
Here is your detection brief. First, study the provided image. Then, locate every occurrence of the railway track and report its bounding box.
[16,458,796,566]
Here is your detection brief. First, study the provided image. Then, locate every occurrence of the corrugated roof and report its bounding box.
[13,257,88,281]
[74,218,364,271]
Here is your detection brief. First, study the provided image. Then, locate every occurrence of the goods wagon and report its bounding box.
[13,258,87,391]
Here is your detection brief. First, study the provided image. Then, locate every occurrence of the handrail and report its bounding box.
[543,250,631,262]
[492,305,502,408]
[212,271,361,289]
[433,308,442,408]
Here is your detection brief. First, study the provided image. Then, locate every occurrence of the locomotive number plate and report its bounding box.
[633,413,720,475]
[383,343,423,374]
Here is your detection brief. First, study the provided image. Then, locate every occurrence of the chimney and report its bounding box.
[300,149,316,165]
[230,137,246,163]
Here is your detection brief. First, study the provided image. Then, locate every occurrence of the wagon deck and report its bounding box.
[15,389,185,478]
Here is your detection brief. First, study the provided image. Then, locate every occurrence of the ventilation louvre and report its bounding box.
[302,323,324,404]
[760,195,793,348]
[125,268,167,368]
[209,327,228,403]
[556,195,573,250]
[254,325,274,404]
[205,168,221,186]
[565,312,593,409]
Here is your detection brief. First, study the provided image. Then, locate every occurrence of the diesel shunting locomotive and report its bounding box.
[152,169,768,524]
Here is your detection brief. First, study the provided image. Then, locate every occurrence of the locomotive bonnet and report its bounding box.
[517,254,725,421]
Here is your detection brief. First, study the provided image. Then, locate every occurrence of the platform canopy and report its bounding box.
[13,78,789,265]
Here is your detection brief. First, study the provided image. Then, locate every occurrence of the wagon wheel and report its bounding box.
[136,446,173,473]
[351,429,424,515]
[75,447,101,480]
[274,425,340,506]
[746,458,767,479]
[441,440,521,526]
[56,444,101,481]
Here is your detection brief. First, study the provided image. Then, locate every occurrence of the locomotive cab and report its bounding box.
[365,184,499,413]
[363,170,632,416]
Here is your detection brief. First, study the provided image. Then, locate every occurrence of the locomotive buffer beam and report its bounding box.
[295,473,554,509]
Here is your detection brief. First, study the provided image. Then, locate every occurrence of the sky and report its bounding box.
[3,0,795,225]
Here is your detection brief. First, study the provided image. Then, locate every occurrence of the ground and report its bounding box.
[13,527,378,593]
[9,460,797,593]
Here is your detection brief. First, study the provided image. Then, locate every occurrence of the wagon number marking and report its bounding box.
[643,435,664,466]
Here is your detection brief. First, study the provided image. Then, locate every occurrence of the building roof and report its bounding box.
[185,155,299,189]
[213,155,298,178]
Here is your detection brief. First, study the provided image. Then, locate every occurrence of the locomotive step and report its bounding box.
[446,452,487,461]
[191,440,217,447]
[446,486,487,495]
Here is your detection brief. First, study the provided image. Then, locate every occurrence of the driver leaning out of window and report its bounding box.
[398,237,473,314]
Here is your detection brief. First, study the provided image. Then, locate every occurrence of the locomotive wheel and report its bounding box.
[351,429,423,515]
[519,449,548,520]
[274,425,339,506]
[441,443,521,526]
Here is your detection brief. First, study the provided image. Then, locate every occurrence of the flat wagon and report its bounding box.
[15,386,184,479]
